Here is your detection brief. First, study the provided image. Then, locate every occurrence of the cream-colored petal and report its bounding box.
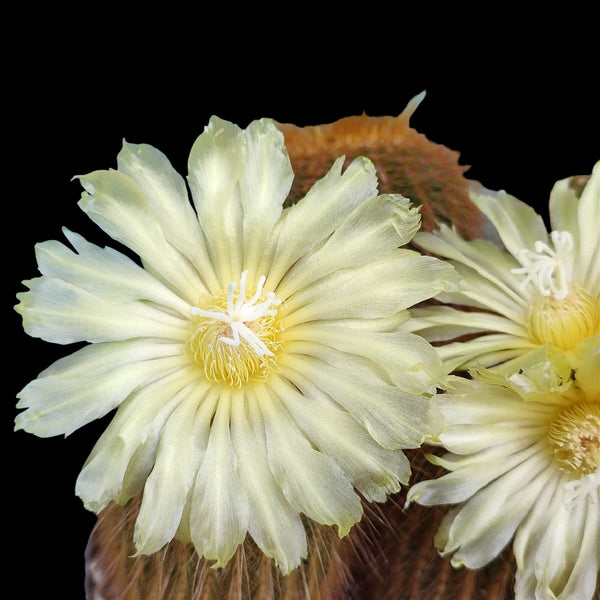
[283,250,457,327]
[75,367,201,512]
[259,385,363,536]
[576,161,600,290]
[439,452,553,569]
[275,194,420,298]
[280,353,435,450]
[15,338,186,437]
[230,389,307,574]
[408,439,545,507]
[237,119,293,276]
[261,155,379,291]
[186,117,245,284]
[189,389,250,568]
[115,141,220,294]
[34,228,191,316]
[17,276,187,344]
[281,322,443,392]
[77,167,208,302]
[134,383,210,555]
[468,186,549,258]
[268,374,410,501]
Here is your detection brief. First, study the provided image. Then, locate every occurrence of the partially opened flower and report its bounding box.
[15,117,457,573]
[407,161,599,375]
[407,347,600,600]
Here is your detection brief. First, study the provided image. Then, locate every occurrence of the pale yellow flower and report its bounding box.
[15,117,457,573]
[407,161,599,376]
[408,346,600,600]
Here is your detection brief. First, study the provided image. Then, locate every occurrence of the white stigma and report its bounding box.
[191,271,281,357]
[563,466,600,511]
[511,230,574,300]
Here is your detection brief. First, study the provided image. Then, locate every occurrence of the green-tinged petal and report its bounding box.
[16,276,188,344]
[34,228,191,316]
[269,374,410,501]
[408,304,528,341]
[237,119,293,276]
[437,452,553,569]
[282,250,457,327]
[262,155,379,290]
[416,224,526,296]
[134,383,209,555]
[408,439,546,507]
[116,141,220,293]
[77,168,208,302]
[259,385,363,536]
[186,117,245,284]
[15,339,186,437]
[275,193,420,298]
[75,368,201,512]
[575,161,600,291]
[281,353,436,450]
[230,389,307,574]
[468,186,549,257]
[281,322,444,392]
[189,389,249,568]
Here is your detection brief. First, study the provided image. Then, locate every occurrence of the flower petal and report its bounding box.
[262,155,379,290]
[258,385,363,536]
[15,338,186,437]
[468,186,549,257]
[268,374,410,501]
[77,166,208,302]
[283,250,457,327]
[75,368,201,512]
[17,275,187,344]
[230,389,307,574]
[133,382,210,554]
[275,193,420,298]
[280,353,436,450]
[188,389,250,568]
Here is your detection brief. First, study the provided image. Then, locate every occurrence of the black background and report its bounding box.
[7,11,598,600]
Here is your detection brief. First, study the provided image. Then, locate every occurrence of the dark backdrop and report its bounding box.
[7,13,598,600]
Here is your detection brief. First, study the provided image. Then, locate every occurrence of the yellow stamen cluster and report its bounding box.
[526,285,600,351]
[186,272,283,387]
[548,401,600,475]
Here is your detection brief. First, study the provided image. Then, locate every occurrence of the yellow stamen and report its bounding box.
[186,271,283,387]
[548,401,600,475]
[526,284,599,351]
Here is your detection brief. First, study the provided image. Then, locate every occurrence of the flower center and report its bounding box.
[526,285,599,351]
[512,230,574,300]
[186,271,283,387]
[548,401,600,475]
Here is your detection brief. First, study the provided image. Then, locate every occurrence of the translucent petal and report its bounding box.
[283,250,457,327]
[15,338,186,437]
[33,229,191,316]
[16,276,187,344]
[116,141,220,293]
[468,187,549,258]
[230,390,307,574]
[275,193,420,298]
[262,155,379,290]
[189,390,250,568]
[134,384,210,554]
[77,167,209,302]
[259,386,363,536]
[281,322,444,392]
[280,353,435,450]
[269,374,410,501]
[75,368,201,512]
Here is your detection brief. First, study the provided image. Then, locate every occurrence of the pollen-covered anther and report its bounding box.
[186,271,283,387]
[548,401,600,476]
